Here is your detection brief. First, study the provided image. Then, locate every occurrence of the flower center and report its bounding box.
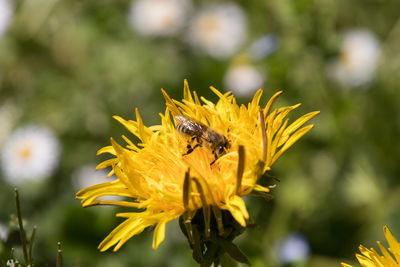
[197,14,220,42]
[19,146,32,160]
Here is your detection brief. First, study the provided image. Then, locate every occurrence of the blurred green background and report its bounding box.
[0,0,399,266]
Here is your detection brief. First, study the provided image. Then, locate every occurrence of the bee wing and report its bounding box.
[175,115,208,137]
[174,115,187,125]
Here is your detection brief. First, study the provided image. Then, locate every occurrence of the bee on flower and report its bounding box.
[175,115,230,165]
[76,80,319,265]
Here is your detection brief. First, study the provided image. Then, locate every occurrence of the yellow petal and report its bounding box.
[247,89,263,115]
[263,91,283,117]
[225,204,246,227]
[113,116,139,138]
[230,195,249,220]
[152,220,167,250]
[76,181,131,206]
[110,138,142,195]
[384,226,400,264]
[377,241,397,266]
[122,135,139,151]
[135,108,151,144]
[253,184,270,193]
[271,104,301,135]
[95,158,118,170]
[341,263,355,267]
[183,79,194,103]
[271,124,315,165]
[278,111,320,147]
[161,88,181,118]
[355,253,376,267]
[98,216,145,252]
[97,146,115,156]
[270,118,289,158]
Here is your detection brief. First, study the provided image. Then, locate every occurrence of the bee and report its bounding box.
[175,115,230,165]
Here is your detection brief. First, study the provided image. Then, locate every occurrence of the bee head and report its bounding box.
[216,137,230,157]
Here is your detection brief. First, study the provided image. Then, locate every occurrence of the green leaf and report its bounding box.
[215,238,251,266]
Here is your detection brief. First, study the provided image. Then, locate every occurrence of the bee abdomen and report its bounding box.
[175,115,206,138]
[176,123,187,134]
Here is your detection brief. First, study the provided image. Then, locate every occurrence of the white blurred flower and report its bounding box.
[224,64,264,96]
[1,125,60,185]
[128,0,190,37]
[188,3,247,59]
[0,0,12,37]
[72,164,114,190]
[72,164,120,201]
[328,29,381,87]
[0,222,8,241]
[275,233,310,264]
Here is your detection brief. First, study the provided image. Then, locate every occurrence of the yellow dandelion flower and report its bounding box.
[76,80,319,264]
[342,226,400,267]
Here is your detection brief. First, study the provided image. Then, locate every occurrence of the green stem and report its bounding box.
[28,226,37,265]
[57,242,63,267]
[15,189,29,265]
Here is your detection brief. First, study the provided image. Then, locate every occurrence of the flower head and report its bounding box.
[76,81,319,260]
[72,165,121,203]
[128,0,191,37]
[224,62,264,96]
[188,3,247,59]
[1,125,60,185]
[342,226,400,267]
[72,164,115,191]
[0,0,13,37]
[328,29,381,88]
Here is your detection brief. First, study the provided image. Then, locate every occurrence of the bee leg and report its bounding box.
[210,153,218,166]
[183,143,200,156]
